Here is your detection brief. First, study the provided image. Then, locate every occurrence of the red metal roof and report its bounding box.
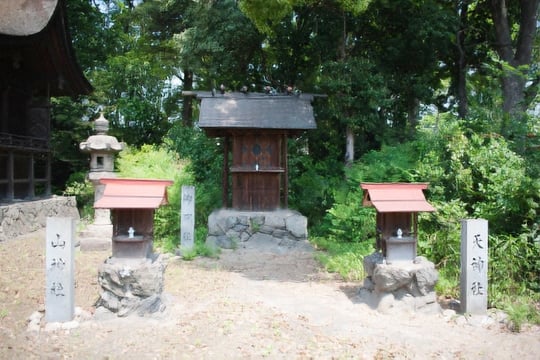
[94,178,174,209]
[360,183,435,213]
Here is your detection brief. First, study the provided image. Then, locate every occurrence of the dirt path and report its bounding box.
[1,230,539,359]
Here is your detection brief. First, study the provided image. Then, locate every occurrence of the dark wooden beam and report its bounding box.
[282,134,288,208]
[222,136,229,208]
[28,153,35,198]
[7,151,14,201]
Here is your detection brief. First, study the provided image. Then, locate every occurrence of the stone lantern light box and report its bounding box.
[361,183,435,264]
[94,178,173,258]
[79,114,124,178]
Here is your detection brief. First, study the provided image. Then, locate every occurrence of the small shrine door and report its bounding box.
[231,134,284,210]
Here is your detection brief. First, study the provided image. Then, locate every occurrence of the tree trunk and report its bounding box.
[407,98,420,136]
[182,70,194,127]
[339,11,354,163]
[345,126,354,165]
[456,0,469,119]
[490,0,539,119]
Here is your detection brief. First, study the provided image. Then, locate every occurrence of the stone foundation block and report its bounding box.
[206,209,308,249]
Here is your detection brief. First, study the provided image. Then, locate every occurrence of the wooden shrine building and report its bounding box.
[0,0,92,202]
[193,91,318,211]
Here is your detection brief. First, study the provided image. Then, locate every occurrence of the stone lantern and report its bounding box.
[79,113,124,250]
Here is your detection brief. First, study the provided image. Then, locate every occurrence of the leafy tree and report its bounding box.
[50,98,94,193]
[319,58,389,160]
[172,0,266,91]
[448,0,539,145]
[357,0,456,133]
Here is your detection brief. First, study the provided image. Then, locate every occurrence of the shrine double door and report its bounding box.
[230,134,285,211]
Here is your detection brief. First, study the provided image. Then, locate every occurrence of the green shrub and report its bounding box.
[418,199,469,286]
[63,172,94,221]
[164,124,222,184]
[489,232,540,304]
[288,150,343,226]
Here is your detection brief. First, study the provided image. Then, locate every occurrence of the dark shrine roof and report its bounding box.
[193,92,318,135]
[0,0,92,96]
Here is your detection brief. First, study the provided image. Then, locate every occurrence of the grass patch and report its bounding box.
[311,236,374,281]
[503,298,540,332]
[155,226,220,259]
[490,283,540,331]
[434,267,460,299]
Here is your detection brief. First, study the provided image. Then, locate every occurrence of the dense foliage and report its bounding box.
[54,0,539,327]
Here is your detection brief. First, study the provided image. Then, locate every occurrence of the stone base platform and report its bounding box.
[358,252,441,314]
[205,209,308,250]
[96,255,167,317]
[0,196,79,242]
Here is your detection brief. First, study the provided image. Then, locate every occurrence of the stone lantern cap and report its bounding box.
[80,113,124,153]
[360,183,436,213]
[94,178,173,209]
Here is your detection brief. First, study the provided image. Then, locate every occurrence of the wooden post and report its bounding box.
[7,151,14,201]
[28,153,35,199]
[282,134,288,208]
[45,151,52,196]
[222,136,229,208]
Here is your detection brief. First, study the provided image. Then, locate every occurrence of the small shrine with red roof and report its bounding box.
[361,182,435,264]
[358,182,440,313]
[94,178,173,258]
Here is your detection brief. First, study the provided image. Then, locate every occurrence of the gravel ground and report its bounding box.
[1,229,539,359]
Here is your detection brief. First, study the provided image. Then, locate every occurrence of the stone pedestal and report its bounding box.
[205,209,308,250]
[78,223,113,251]
[358,252,441,314]
[96,255,167,317]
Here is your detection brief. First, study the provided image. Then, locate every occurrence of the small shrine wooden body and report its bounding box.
[94,178,173,258]
[361,183,435,263]
[194,92,318,211]
[0,0,92,201]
